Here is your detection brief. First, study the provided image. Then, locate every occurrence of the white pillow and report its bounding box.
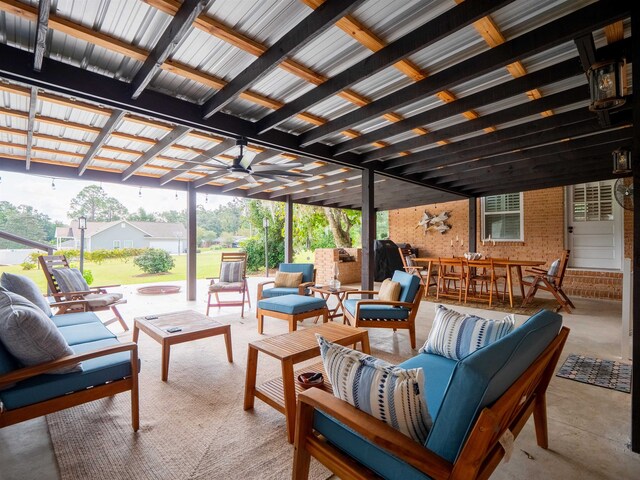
[420,304,515,360]
[317,334,432,443]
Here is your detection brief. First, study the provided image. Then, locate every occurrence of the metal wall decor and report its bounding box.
[417,210,451,235]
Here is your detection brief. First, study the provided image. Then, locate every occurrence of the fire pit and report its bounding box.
[137,285,181,295]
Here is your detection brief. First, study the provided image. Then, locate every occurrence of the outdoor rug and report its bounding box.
[428,294,559,316]
[46,314,333,480]
[556,354,632,393]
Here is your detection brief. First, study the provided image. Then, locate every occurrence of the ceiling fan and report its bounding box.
[183,137,312,184]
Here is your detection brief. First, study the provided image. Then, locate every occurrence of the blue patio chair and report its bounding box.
[256,263,316,301]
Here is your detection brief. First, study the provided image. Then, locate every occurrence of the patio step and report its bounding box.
[563,269,623,300]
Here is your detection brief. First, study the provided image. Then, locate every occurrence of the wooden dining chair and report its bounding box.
[437,257,466,301]
[398,247,437,296]
[521,250,575,313]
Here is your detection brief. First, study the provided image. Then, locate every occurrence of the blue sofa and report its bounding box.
[256,263,316,300]
[293,309,569,480]
[0,307,139,431]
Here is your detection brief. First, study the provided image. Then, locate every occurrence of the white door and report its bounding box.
[567,180,622,270]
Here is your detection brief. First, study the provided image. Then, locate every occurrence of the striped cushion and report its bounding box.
[317,335,432,443]
[220,261,244,283]
[53,268,90,293]
[421,305,515,360]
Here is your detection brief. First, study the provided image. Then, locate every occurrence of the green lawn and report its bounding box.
[0,250,241,291]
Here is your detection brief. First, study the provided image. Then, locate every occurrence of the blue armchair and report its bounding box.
[256,263,316,301]
[292,310,569,480]
[343,270,423,349]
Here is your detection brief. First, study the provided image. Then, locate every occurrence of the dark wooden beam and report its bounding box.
[469,198,477,253]
[361,168,375,291]
[131,0,209,99]
[284,195,293,263]
[25,87,37,170]
[33,0,50,72]
[255,0,514,134]
[186,182,197,300]
[406,113,631,178]
[403,118,607,177]
[269,170,359,199]
[201,0,367,118]
[298,1,629,147]
[427,127,632,184]
[631,5,640,454]
[122,126,192,180]
[344,60,585,157]
[78,109,125,175]
[0,42,367,172]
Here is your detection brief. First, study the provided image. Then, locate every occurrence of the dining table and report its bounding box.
[413,257,546,308]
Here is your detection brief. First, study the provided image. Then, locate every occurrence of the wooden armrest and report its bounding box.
[344,290,379,298]
[297,388,452,480]
[50,290,95,297]
[525,268,547,275]
[257,280,275,287]
[50,299,90,310]
[0,342,138,388]
[299,281,315,288]
[93,284,120,289]
[355,299,413,308]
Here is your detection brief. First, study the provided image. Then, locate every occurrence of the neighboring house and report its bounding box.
[55,220,187,254]
[389,180,632,301]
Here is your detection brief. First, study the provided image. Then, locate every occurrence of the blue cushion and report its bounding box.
[392,270,421,304]
[314,410,432,480]
[0,338,134,410]
[399,353,457,419]
[278,263,314,283]
[258,294,326,315]
[58,322,116,346]
[343,299,409,320]
[425,309,562,463]
[261,287,303,298]
[51,312,103,328]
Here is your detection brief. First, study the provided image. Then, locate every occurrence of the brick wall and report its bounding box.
[314,248,361,285]
[388,186,630,300]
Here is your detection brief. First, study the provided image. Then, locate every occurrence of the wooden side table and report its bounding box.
[133,310,232,381]
[243,323,370,443]
[309,285,358,324]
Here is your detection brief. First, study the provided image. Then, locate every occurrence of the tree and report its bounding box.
[68,185,128,221]
[127,207,158,222]
[0,201,56,248]
[159,209,186,225]
[324,208,360,247]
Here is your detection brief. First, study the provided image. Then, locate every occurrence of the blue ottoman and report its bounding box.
[256,294,328,333]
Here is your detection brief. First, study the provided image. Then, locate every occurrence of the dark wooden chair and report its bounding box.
[207,251,250,317]
[38,254,128,331]
[398,247,437,296]
[521,250,575,313]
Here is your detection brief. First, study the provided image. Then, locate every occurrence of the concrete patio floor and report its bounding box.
[1,278,638,479]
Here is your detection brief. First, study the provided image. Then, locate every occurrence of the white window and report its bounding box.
[124,240,133,248]
[572,182,613,222]
[481,193,523,241]
[113,240,121,249]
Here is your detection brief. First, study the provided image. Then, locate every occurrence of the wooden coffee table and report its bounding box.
[243,322,369,443]
[309,285,358,323]
[133,310,232,381]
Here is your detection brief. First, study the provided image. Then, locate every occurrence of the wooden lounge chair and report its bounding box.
[206,251,251,317]
[521,250,575,313]
[39,254,128,331]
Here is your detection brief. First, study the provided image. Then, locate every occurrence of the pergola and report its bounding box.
[0,0,638,450]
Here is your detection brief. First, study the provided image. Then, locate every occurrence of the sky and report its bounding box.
[0,171,232,223]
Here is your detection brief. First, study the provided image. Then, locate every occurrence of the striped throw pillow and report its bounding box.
[420,305,515,360]
[317,335,432,443]
[53,268,90,293]
[220,261,244,283]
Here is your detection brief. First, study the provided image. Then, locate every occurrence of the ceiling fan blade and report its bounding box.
[252,163,304,171]
[245,175,259,184]
[239,150,257,169]
[207,157,231,167]
[250,169,312,177]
